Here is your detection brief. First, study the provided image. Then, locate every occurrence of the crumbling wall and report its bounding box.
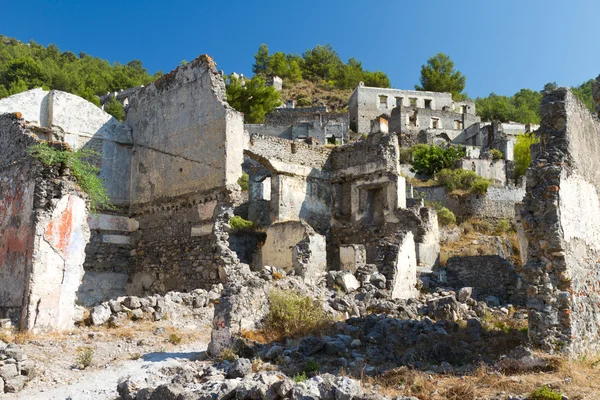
[0,89,133,206]
[330,131,406,226]
[0,161,36,323]
[122,55,245,295]
[126,55,244,207]
[521,88,600,354]
[245,135,332,232]
[0,114,91,330]
[414,185,525,222]
[445,255,525,305]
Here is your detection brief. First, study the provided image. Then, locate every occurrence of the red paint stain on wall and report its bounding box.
[44,197,75,255]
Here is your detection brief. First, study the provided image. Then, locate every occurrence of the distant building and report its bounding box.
[349,82,479,146]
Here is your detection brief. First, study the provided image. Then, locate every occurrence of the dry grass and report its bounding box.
[365,357,600,400]
[280,80,351,112]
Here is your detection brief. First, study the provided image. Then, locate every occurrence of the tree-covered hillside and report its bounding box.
[252,44,391,90]
[0,36,161,106]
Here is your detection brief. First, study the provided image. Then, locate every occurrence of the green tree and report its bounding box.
[252,44,270,75]
[363,70,391,88]
[572,79,594,112]
[0,35,160,104]
[543,81,558,92]
[415,53,467,101]
[302,44,343,81]
[226,76,281,123]
[410,144,466,176]
[287,60,302,83]
[104,96,125,121]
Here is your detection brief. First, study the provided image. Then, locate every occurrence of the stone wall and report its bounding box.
[245,109,349,144]
[445,255,525,305]
[414,185,525,222]
[457,158,507,186]
[122,55,246,295]
[521,88,600,354]
[0,161,36,324]
[126,55,244,208]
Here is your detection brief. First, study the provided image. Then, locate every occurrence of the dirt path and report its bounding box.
[6,341,208,400]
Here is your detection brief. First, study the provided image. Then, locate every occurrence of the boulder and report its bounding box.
[337,274,360,293]
[91,304,111,326]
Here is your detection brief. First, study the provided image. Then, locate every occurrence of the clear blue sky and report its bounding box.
[2,0,598,98]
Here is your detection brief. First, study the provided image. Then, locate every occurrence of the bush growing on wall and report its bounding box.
[425,200,456,226]
[410,144,466,176]
[435,168,491,195]
[489,149,503,160]
[27,142,113,212]
[514,132,540,179]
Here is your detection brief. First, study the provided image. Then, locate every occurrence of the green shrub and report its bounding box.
[293,372,308,383]
[76,346,94,369]
[304,360,320,373]
[425,200,456,227]
[229,215,254,231]
[528,385,562,400]
[495,219,512,234]
[489,149,503,160]
[27,142,113,212]
[219,347,238,361]
[514,132,540,179]
[103,96,125,121]
[399,147,413,164]
[435,168,491,195]
[168,333,182,345]
[410,144,466,176]
[264,289,332,340]
[237,172,249,191]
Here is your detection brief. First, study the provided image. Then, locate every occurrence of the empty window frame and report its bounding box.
[395,97,403,107]
[378,95,388,109]
[424,99,432,109]
[454,120,463,130]
[409,98,417,107]
[431,117,440,129]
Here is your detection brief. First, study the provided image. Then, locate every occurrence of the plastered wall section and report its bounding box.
[0,89,133,205]
[27,194,90,331]
[522,88,600,354]
[0,162,36,323]
[126,56,244,207]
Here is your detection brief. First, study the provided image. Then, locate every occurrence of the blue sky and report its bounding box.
[2,0,598,98]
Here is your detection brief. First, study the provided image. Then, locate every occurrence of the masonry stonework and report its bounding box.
[521,88,600,354]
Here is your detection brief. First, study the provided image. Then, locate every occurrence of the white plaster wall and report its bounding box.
[0,88,48,126]
[391,232,418,300]
[27,195,90,331]
[339,244,366,273]
[559,172,600,248]
[50,91,132,144]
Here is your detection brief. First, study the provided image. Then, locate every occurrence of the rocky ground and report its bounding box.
[1,272,600,399]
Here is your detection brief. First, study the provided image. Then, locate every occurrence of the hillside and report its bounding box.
[281,79,353,111]
[0,36,160,105]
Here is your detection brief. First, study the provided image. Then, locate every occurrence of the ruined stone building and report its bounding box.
[349,82,478,141]
[245,104,349,144]
[0,56,436,332]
